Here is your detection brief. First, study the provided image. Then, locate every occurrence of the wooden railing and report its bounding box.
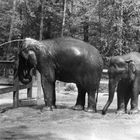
[0,60,33,108]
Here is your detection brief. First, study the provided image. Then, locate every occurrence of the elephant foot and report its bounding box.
[116,109,126,115]
[72,105,84,111]
[102,109,107,115]
[85,107,96,113]
[52,105,57,109]
[41,106,53,112]
[128,109,139,114]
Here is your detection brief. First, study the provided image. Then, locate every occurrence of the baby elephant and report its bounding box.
[102,52,140,115]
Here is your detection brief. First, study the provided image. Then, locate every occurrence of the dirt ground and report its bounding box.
[0,82,140,140]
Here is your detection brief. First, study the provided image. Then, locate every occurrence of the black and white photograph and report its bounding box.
[0,0,140,140]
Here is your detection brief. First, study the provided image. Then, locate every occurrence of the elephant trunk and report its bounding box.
[102,78,118,115]
[18,71,32,85]
[18,55,33,84]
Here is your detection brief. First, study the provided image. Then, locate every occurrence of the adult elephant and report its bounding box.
[102,52,140,115]
[18,37,103,112]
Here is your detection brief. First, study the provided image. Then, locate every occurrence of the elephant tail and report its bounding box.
[95,90,98,111]
[95,85,100,111]
[96,89,99,103]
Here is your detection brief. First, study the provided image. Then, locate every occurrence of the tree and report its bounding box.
[61,0,67,37]
[0,0,140,59]
[37,0,45,98]
[8,0,16,45]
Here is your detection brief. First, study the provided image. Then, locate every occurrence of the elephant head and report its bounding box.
[102,57,135,114]
[18,38,38,84]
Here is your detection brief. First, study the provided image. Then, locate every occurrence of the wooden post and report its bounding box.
[27,82,32,99]
[13,68,19,108]
[27,68,33,99]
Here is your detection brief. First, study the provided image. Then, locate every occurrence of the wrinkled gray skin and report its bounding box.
[18,37,103,112]
[102,52,140,115]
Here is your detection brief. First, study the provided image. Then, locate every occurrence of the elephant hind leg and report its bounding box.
[116,81,129,114]
[85,89,97,113]
[73,84,86,111]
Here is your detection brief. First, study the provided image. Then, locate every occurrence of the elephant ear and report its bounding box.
[28,50,37,67]
[126,60,136,80]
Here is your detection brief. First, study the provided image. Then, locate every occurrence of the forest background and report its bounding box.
[0,0,140,64]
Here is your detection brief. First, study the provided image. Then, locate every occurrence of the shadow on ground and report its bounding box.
[0,125,65,140]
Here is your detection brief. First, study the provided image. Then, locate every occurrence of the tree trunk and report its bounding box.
[69,0,74,36]
[83,20,89,42]
[37,0,44,99]
[8,0,16,48]
[119,0,123,55]
[61,0,67,37]
[98,0,102,47]
[39,0,44,41]
[45,17,52,39]
[117,0,123,55]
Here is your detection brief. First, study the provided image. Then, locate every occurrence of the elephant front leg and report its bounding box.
[41,76,56,111]
[129,80,139,114]
[129,94,139,114]
[116,91,125,114]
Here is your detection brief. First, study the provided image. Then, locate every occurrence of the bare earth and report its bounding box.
[0,83,140,140]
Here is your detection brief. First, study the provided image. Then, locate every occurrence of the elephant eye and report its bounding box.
[110,63,116,69]
[116,61,125,68]
[118,63,124,67]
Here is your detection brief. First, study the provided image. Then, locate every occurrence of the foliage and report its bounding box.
[0,0,140,58]
[99,0,140,56]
